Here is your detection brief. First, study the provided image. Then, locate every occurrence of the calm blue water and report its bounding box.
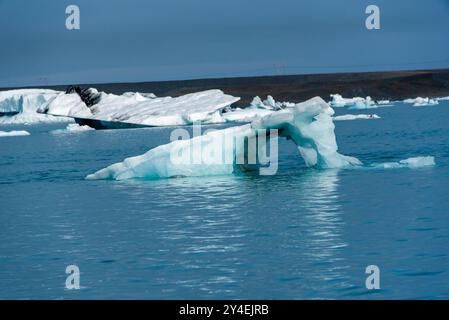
[1,101,449,299]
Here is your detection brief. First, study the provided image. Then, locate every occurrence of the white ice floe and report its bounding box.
[374,156,435,169]
[329,94,376,109]
[0,130,30,137]
[43,89,240,126]
[51,123,95,134]
[403,97,439,107]
[436,96,449,101]
[249,95,295,110]
[222,96,295,123]
[333,114,380,121]
[0,89,72,124]
[86,97,362,180]
[329,94,392,109]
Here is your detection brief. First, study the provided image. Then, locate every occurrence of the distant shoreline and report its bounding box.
[2,68,449,106]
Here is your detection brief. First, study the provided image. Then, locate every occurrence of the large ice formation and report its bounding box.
[42,89,241,126]
[0,89,71,124]
[0,88,304,127]
[86,97,362,180]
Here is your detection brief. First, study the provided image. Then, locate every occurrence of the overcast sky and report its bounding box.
[1,0,449,87]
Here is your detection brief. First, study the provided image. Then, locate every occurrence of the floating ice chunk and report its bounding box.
[374,156,435,169]
[329,94,386,109]
[265,95,277,109]
[222,96,295,123]
[51,123,95,134]
[333,114,380,121]
[0,130,30,137]
[87,97,361,180]
[436,96,449,101]
[249,96,276,110]
[399,156,435,167]
[329,94,373,108]
[43,89,240,126]
[249,96,295,110]
[0,89,71,124]
[403,97,439,107]
[329,94,346,108]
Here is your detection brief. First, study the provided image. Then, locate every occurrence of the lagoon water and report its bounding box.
[1,101,449,299]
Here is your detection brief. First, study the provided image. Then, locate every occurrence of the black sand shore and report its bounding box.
[2,69,449,106]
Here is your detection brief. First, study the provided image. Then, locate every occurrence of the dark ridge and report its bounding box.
[65,86,101,107]
[2,69,449,107]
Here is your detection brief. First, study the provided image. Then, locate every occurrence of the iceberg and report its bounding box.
[329,94,376,109]
[403,97,439,107]
[0,87,300,127]
[333,114,380,121]
[248,95,295,110]
[329,94,391,109]
[42,88,241,126]
[0,89,71,124]
[86,97,362,180]
[0,130,30,137]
